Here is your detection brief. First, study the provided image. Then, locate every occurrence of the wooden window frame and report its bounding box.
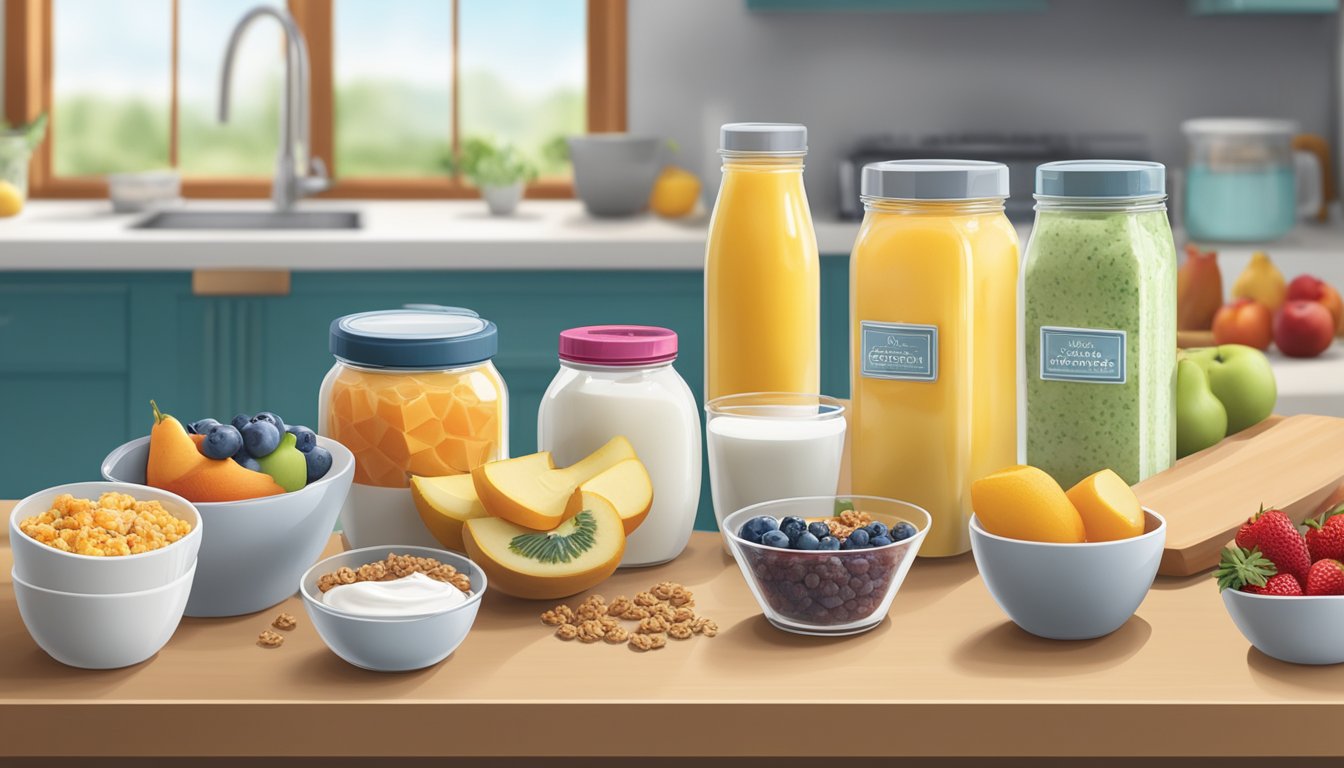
[4,0,625,199]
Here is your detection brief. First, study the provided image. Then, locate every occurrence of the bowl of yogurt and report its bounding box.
[299,545,486,672]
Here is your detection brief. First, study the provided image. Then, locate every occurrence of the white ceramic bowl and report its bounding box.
[13,562,195,669]
[1222,589,1344,665]
[300,545,486,672]
[102,435,354,617]
[970,509,1166,640]
[9,481,202,595]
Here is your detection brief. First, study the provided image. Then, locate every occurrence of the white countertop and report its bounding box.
[0,200,861,271]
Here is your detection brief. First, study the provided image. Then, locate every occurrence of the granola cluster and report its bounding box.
[543,581,717,652]
[316,553,472,594]
[20,493,193,557]
[825,509,875,541]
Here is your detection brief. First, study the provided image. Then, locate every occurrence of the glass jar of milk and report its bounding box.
[537,326,701,567]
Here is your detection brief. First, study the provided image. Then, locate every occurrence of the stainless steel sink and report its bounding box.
[133,210,361,230]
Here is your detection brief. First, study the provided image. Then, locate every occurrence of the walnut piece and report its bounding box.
[257,630,285,648]
[628,632,667,651]
[271,613,297,631]
[638,615,670,634]
[668,621,694,640]
[693,618,719,637]
[651,582,676,601]
[603,626,630,644]
[555,623,579,641]
[576,619,606,643]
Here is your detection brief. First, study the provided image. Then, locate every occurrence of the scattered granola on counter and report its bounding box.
[539,581,715,652]
[257,630,285,648]
[271,613,297,631]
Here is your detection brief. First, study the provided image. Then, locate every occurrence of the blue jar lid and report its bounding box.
[1035,160,1166,199]
[330,309,498,369]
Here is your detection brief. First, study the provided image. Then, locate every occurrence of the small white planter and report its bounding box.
[481,182,524,216]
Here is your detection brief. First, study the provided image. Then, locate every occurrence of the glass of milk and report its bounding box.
[705,393,847,541]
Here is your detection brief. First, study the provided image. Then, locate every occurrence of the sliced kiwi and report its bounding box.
[508,511,598,564]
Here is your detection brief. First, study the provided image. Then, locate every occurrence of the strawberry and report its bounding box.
[1238,507,1310,587]
[1244,573,1303,596]
[1305,559,1344,596]
[1304,504,1344,563]
[1215,546,1277,592]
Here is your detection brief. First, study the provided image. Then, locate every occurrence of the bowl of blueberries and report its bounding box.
[723,496,931,636]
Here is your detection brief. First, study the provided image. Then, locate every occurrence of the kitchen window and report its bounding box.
[2,0,627,198]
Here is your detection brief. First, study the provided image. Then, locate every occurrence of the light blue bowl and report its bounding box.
[970,510,1166,640]
[1222,589,1344,665]
[299,545,486,672]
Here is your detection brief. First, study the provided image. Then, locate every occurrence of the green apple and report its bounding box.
[1176,358,1228,458]
[1184,344,1277,434]
[256,431,307,492]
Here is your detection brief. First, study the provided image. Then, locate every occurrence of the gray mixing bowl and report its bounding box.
[567,134,661,217]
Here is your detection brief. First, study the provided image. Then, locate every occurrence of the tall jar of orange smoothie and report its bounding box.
[705,123,819,401]
[319,308,508,550]
[850,160,1018,557]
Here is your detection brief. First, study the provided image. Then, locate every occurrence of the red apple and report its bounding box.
[1274,300,1336,358]
[1286,274,1343,332]
[1212,298,1273,350]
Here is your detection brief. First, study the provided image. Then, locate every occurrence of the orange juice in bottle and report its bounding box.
[705,123,819,401]
[849,160,1018,557]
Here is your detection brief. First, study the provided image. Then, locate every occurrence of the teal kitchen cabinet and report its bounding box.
[0,264,853,530]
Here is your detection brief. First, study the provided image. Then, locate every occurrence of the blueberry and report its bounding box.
[286,425,317,453]
[866,522,889,540]
[781,515,806,532]
[241,419,281,457]
[869,535,893,548]
[305,445,333,484]
[892,521,918,542]
[847,528,870,547]
[794,531,820,550]
[237,454,263,473]
[201,424,243,460]
[231,413,251,431]
[818,536,841,550]
[761,530,790,549]
[188,418,220,436]
[841,538,860,550]
[737,515,779,544]
[780,518,806,542]
[807,521,831,539]
[251,411,286,434]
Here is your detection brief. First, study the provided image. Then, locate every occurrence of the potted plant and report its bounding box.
[447,138,537,216]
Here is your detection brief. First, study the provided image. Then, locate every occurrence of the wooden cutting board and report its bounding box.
[1134,414,1344,577]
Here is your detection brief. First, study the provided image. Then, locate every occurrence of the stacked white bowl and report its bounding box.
[9,481,202,669]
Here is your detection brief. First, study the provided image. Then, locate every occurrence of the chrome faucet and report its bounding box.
[218,6,330,211]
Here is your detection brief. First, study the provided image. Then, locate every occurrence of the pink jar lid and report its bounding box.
[558,325,678,366]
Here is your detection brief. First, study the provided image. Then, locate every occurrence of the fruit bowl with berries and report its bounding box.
[723,496,931,636]
[101,403,354,617]
[1217,504,1344,665]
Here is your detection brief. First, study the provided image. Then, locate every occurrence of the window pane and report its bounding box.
[334,0,452,178]
[459,0,584,179]
[178,0,285,176]
[52,0,171,176]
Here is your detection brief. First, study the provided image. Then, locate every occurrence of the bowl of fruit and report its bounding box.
[723,495,931,636]
[102,402,354,617]
[969,466,1166,641]
[1217,504,1344,665]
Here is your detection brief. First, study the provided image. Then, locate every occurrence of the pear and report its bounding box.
[1176,358,1229,459]
[255,432,307,492]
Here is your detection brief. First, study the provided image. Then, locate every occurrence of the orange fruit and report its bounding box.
[650,166,700,218]
[971,465,1085,544]
[1066,469,1145,542]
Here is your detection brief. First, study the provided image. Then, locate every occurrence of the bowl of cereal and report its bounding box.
[9,482,202,595]
[102,435,354,617]
[299,545,486,672]
[13,562,196,669]
[723,496,931,636]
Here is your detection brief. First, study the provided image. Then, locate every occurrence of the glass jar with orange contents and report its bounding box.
[319,308,507,549]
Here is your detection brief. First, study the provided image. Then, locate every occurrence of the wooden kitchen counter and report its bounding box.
[3,500,1344,763]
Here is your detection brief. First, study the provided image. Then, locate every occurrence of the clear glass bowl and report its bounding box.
[722,495,931,636]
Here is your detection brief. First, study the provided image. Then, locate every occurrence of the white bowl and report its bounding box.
[970,509,1166,640]
[299,545,486,672]
[10,481,201,595]
[13,562,195,669]
[102,435,354,617]
[1222,589,1344,665]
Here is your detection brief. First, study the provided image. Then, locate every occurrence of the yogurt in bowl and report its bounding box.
[300,545,486,672]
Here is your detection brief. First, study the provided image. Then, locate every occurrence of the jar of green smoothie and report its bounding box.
[1022,160,1176,488]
